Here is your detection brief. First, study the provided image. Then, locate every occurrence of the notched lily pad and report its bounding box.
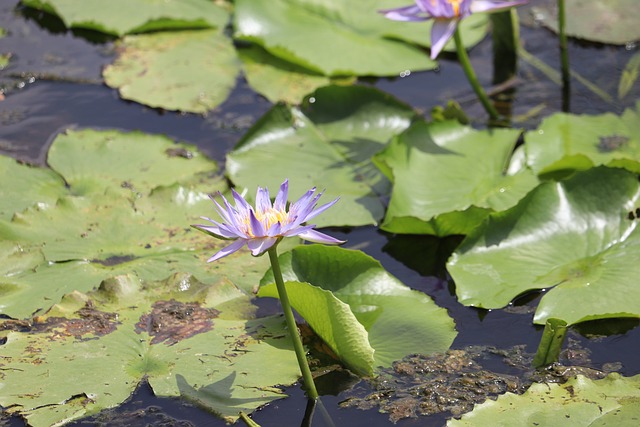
[103,30,239,113]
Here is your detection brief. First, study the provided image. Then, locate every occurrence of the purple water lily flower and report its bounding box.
[193,179,345,262]
[380,0,528,60]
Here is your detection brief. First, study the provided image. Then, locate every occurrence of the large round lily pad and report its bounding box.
[103,30,239,113]
[447,167,640,325]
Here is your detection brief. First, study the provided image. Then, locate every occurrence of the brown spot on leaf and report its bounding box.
[165,147,193,159]
[597,135,629,152]
[35,302,119,340]
[135,300,219,345]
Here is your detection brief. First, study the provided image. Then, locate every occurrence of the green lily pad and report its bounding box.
[447,167,640,325]
[0,156,66,220]
[533,0,640,45]
[103,30,239,113]
[449,374,640,426]
[525,103,640,176]
[0,129,278,319]
[20,0,229,36]
[260,280,375,375]
[226,85,416,227]
[48,128,216,195]
[373,120,539,236]
[259,245,458,371]
[0,273,299,426]
[233,0,437,76]
[238,44,340,104]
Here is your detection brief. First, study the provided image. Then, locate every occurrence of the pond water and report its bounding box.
[1,0,639,426]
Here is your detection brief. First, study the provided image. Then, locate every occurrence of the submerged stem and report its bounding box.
[453,27,500,121]
[558,0,571,111]
[268,247,319,400]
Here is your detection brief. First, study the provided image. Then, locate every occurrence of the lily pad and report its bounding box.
[0,273,300,426]
[226,85,416,227]
[0,129,276,319]
[525,103,640,176]
[258,245,458,371]
[533,0,640,45]
[233,0,438,76]
[20,0,229,36]
[373,120,539,236]
[447,167,640,325]
[449,374,640,426]
[238,44,340,104]
[103,30,239,113]
[0,156,66,220]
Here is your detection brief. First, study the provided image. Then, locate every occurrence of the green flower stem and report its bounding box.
[268,247,319,400]
[558,0,571,111]
[453,27,500,121]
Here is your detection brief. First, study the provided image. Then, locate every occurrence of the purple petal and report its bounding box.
[207,239,246,262]
[297,229,346,245]
[267,221,282,236]
[379,5,428,21]
[249,209,266,237]
[247,237,278,256]
[273,179,289,211]
[232,189,251,215]
[305,197,339,222]
[210,198,233,225]
[256,185,272,214]
[470,0,528,14]
[281,224,316,237]
[430,18,458,60]
[193,223,241,239]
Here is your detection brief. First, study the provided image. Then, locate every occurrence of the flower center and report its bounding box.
[241,207,289,237]
[446,0,462,16]
[255,207,289,229]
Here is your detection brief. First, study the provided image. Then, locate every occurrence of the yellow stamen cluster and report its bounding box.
[241,207,289,237]
[446,0,462,16]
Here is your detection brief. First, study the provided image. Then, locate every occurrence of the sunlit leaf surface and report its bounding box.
[259,246,457,371]
[374,120,539,235]
[448,374,640,426]
[233,0,440,76]
[525,102,640,176]
[103,30,239,113]
[21,0,229,36]
[448,167,640,325]
[227,85,417,227]
[238,45,338,104]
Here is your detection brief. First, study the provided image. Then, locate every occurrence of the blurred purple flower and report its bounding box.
[380,0,528,59]
[193,179,345,262]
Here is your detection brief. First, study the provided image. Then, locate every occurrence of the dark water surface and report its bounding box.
[1,0,639,425]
